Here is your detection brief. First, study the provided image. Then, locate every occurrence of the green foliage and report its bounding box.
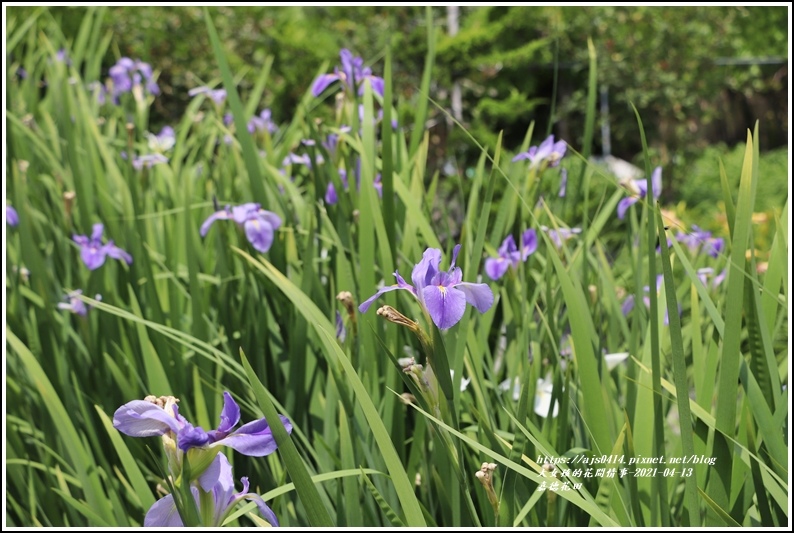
[4,6,789,529]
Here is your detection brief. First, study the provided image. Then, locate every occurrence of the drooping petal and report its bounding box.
[454,282,494,314]
[367,75,385,97]
[511,152,531,162]
[239,491,280,527]
[113,400,182,437]
[256,209,282,231]
[650,166,662,199]
[421,285,467,330]
[214,415,292,457]
[244,217,275,253]
[200,209,232,237]
[80,245,107,270]
[144,493,190,527]
[104,242,133,264]
[617,196,638,220]
[199,454,237,525]
[358,283,407,314]
[485,257,510,280]
[520,229,538,260]
[312,73,341,97]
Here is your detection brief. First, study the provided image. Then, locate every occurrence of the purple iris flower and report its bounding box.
[200,203,282,254]
[114,391,292,457]
[359,244,494,330]
[617,166,662,220]
[621,275,679,325]
[676,224,711,252]
[73,223,133,270]
[325,170,347,204]
[675,225,724,258]
[323,133,340,156]
[512,135,567,169]
[312,49,385,98]
[108,57,159,104]
[484,229,537,280]
[6,205,19,226]
[696,267,728,289]
[247,109,278,134]
[132,153,169,171]
[702,237,725,258]
[541,225,582,249]
[189,86,227,105]
[57,289,101,316]
[144,453,279,527]
[282,153,318,168]
[324,169,381,205]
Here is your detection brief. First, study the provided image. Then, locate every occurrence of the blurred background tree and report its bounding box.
[8,5,788,212]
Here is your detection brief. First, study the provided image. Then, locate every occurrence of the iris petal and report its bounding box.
[421,285,467,330]
[113,400,182,437]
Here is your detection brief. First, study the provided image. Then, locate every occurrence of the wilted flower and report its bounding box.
[108,57,159,104]
[359,244,494,330]
[188,86,227,105]
[73,223,133,270]
[512,135,567,169]
[312,49,385,98]
[57,289,101,316]
[617,166,662,219]
[484,229,537,280]
[144,453,279,527]
[200,202,282,254]
[6,205,19,226]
